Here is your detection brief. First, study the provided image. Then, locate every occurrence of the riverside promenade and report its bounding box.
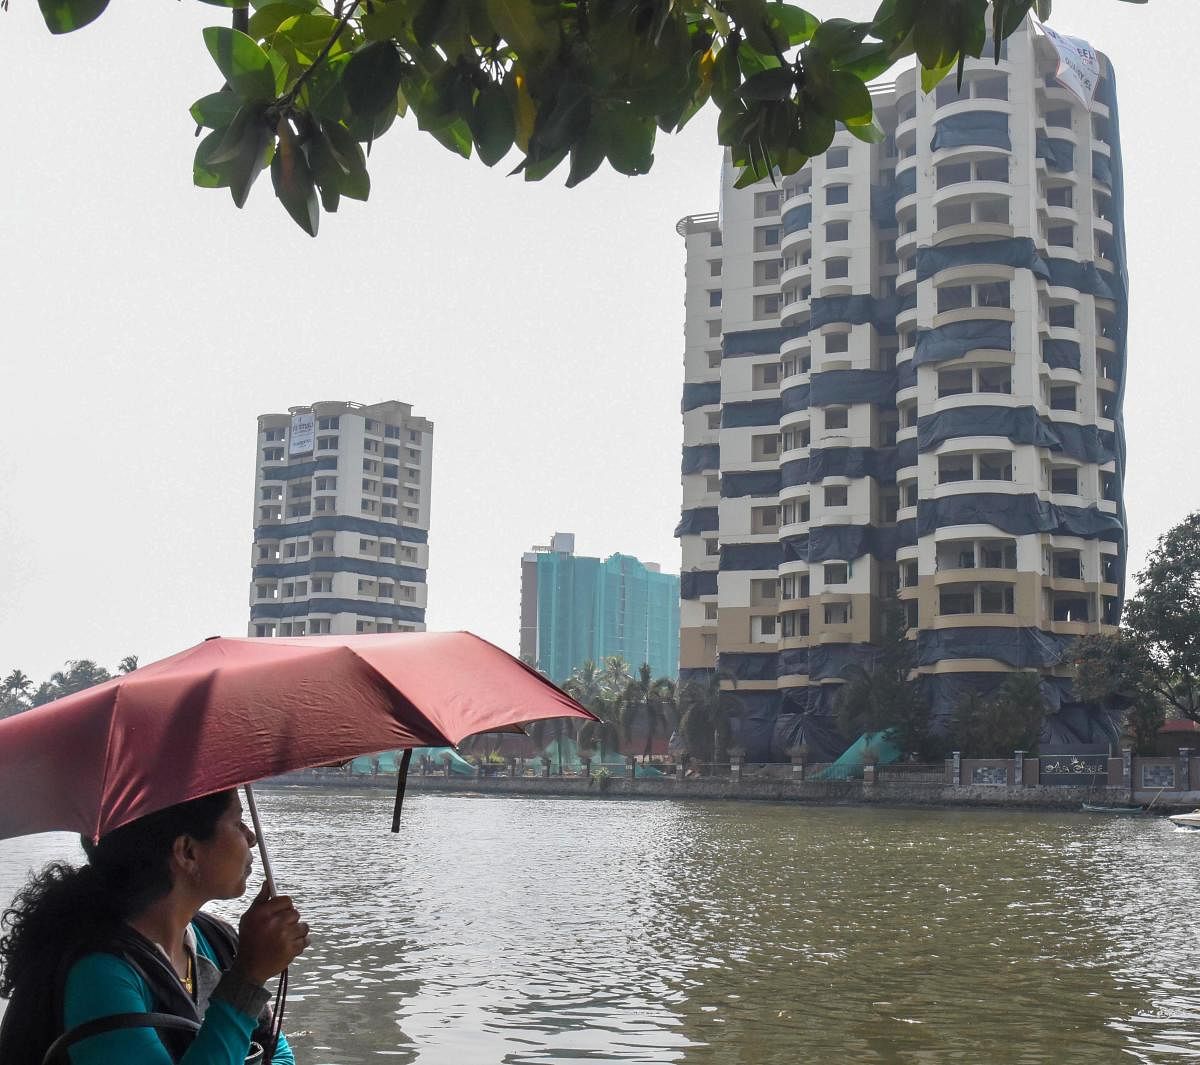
[270,749,1200,813]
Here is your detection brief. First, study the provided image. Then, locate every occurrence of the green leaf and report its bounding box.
[795,110,835,155]
[271,122,319,236]
[845,114,885,143]
[566,123,607,188]
[810,17,868,60]
[836,41,900,82]
[740,67,795,102]
[228,117,274,208]
[306,128,344,213]
[343,41,406,117]
[470,82,515,167]
[485,0,548,57]
[37,0,109,34]
[828,70,871,124]
[766,3,818,45]
[247,2,320,39]
[202,27,278,103]
[193,128,233,189]
[429,118,473,159]
[190,90,241,129]
[920,53,956,94]
[413,0,459,47]
[303,51,350,122]
[605,109,656,176]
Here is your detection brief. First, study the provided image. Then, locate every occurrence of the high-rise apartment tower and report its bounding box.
[520,533,681,684]
[677,19,1127,760]
[249,400,433,636]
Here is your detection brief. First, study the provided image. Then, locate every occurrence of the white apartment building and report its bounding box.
[249,400,433,637]
[677,19,1127,760]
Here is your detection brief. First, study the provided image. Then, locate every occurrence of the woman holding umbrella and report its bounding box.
[0,789,309,1064]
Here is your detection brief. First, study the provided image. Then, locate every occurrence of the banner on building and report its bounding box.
[289,412,315,455]
[1033,18,1100,108]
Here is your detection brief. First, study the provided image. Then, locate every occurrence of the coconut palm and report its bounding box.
[1,670,32,719]
[33,659,112,706]
[526,714,577,775]
[599,655,632,700]
[675,672,734,772]
[620,664,676,763]
[118,654,139,674]
[564,661,621,765]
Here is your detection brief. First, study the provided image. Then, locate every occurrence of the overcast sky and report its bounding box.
[0,0,1193,682]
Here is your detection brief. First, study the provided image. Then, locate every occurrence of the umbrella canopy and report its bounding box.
[0,632,595,842]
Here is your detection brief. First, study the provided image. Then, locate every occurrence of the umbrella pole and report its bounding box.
[243,783,277,897]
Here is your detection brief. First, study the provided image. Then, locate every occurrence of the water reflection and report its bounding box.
[2,792,1200,1063]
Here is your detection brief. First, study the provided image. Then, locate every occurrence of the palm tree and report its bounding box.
[118,654,139,674]
[564,661,621,765]
[620,664,677,763]
[1,670,33,720]
[32,659,113,706]
[599,655,632,700]
[526,714,576,775]
[675,672,733,772]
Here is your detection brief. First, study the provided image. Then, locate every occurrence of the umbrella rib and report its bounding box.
[341,646,455,748]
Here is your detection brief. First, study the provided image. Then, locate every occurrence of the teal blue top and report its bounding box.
[62,922,295,1065]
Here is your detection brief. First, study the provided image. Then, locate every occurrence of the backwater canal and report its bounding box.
[2,790,1200,1064]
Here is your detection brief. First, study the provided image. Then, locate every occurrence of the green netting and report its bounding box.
[535,551,679,684]
[536,736,665,778]
[348,747,475,776]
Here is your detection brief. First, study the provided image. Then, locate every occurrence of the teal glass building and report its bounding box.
[519,533,680,684]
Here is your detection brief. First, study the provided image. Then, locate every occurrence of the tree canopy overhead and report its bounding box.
[27,0,1141,235]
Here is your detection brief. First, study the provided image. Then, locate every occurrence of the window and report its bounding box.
[262,448,284,462]
[1047,225,1074,249]
[980,585,1015,614]
[975,157,1008,182]
[407,430,422,443]
[824,603,850,625]
[755,226,781,251]
[1048,303,1076,328]
[317,416,340,430]
[754,190,781,215]
[826,146,849,168]
[708,289,722,308]
[939,587,976,615]
[938,369,973,397]
[380,542,396,557]
[312,577,333,593]
[316,435,338,451]
[1051,466,1079,494]
[709,259,722,277]
[363,439,380,453]
[978,452,1013,481]
[707,351,722,369]
[309,619,331,634]
[979,366,1012,393]
[781,610,811,637]
[708,320,722,338]
[825,257,849,280]
[313,536,333,553]
[379,584,394,599]
[825,184,849,205]
[937,285,971,313]
[706,411,721,430]
[362,459,380,473]
[824,485,849,507]
[1049,384,1077,411]
[754,293,781,318]
[361,499,378,513]
[1046,184,1073,208]
[752,578,778,600]
[385,424,401,439]
[752,434,780,461]
[975,75,1007,100]
[706,474,721,493]
[824,563,848,585]
[751,506,779,532]
[754,258,781,286]
[314,476,336,491]
[980,541,1016,569]
[753,362,780,389]
[704,602,718,621]
[825,332,849,354]
[825,407,849,430]
[705,538,719,556]
[401,545,418,560]
[254,624,275,638]
[756,615,777,639]
[362,478,379,492]
[825,221,849,242]
[938,454,974,483]
[359,538,376,551]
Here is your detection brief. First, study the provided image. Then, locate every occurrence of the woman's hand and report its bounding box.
[234,881,311,984]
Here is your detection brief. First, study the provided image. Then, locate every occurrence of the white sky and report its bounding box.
[0,1,1194,682]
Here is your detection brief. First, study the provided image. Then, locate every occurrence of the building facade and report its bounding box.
[677,20,1127,760]
[520,533,681,684]
[249,400,433,636]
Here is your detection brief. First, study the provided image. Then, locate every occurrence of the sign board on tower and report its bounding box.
[289,413,315,455]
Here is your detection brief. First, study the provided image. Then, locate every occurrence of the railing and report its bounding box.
[878,763,947,785]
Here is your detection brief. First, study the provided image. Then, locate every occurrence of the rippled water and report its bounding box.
[3,790,1200,1063]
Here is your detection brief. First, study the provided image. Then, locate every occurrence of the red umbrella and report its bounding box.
[0,632,595,846]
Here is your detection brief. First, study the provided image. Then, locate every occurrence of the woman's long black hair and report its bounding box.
[0,790,234,1062]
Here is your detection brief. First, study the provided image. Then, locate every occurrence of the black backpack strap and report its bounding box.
[41,1012,200,1065]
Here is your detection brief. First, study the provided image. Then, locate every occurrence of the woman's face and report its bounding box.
[192,792,257,900]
